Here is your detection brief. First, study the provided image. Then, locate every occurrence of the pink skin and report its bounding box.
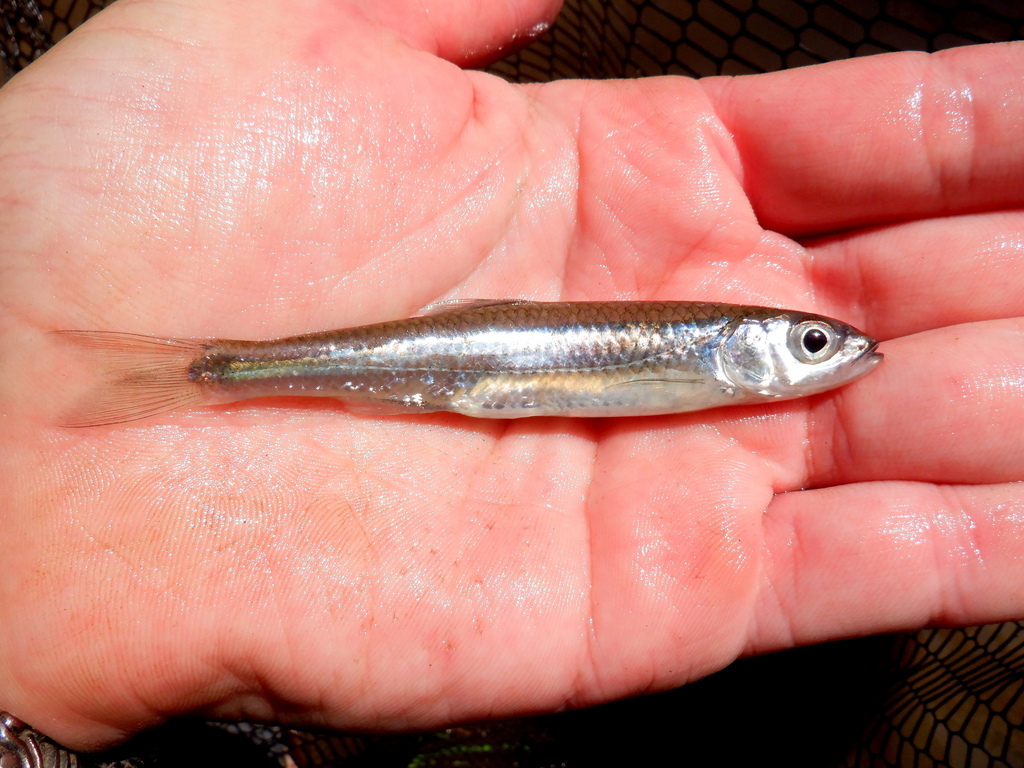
[1,0,1023,751]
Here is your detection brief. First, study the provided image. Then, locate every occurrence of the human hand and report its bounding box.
[1,0,1022,751]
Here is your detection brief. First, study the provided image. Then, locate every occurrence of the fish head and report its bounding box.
[720,310,883,400]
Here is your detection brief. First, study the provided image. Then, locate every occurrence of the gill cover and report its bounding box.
[721,318,776,395]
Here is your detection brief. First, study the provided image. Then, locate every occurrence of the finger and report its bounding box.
[701,43,1024,236]
[751,480,1024,654]
[806,210,1024,340]
[804,319,1024,488]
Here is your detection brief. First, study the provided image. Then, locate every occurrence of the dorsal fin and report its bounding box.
[417,299,534,316]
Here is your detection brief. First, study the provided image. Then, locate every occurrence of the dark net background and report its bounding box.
[2,1,1024,767]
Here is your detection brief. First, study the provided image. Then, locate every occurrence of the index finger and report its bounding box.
[701,43,1024,237]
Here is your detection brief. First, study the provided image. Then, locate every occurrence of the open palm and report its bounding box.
[1,0,1022,751]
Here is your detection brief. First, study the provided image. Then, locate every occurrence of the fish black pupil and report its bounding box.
[802,328,829,355]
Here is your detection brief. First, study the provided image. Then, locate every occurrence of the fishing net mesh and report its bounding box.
[3,1,1024,766]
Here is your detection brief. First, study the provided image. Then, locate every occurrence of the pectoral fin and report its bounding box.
[592,377,714,414]
[601,378,703,394]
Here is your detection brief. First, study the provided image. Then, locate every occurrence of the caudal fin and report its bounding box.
[54,331,211,427]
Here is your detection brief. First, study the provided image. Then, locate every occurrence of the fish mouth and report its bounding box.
[860,339,884,366]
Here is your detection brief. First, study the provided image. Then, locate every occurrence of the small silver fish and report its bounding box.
[56,300,882,427]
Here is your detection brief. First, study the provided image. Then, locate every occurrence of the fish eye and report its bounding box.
[789,321,840,364]
[803,328,828,354]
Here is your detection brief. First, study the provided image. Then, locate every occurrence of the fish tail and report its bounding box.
[54,331,213,427]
